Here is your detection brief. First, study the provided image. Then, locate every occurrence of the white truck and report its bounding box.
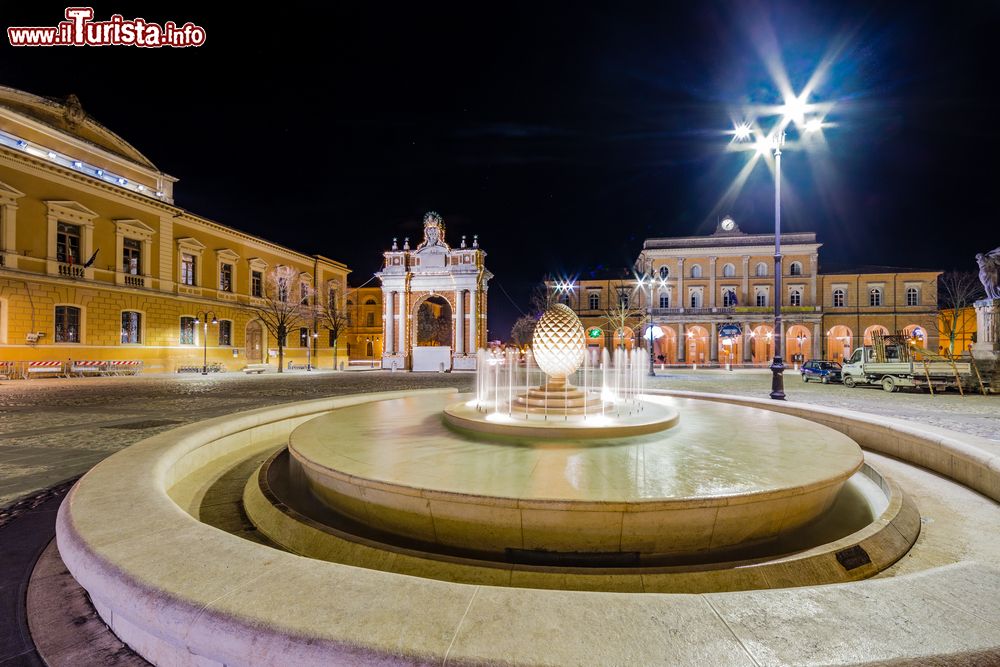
[841,344,972,393]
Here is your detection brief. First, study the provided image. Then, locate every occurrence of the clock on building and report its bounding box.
[720,216,736,231]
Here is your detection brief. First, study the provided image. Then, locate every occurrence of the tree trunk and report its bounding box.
[333,338,339,370]
[278,343,284,372]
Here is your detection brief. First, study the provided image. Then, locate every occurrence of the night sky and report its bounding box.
[3,2,998,338]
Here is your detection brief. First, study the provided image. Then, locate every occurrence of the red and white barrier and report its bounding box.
[26,361,65,377]
[106,360,142,375]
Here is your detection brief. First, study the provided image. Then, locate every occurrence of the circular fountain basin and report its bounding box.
[443,397,680,438]
[289,393,864,559]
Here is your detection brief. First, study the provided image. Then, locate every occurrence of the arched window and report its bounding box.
[690,264,702,278]
[789,289,802,307]
[906,287,919,306]
[869,288,883,307]
[722,289,737,307]
[790,262,803,276]
[722,263,736,277]
[833,288,845,307]
[588,292,600,310]
[364,298,377,305]
[658,266,669,280]
[659,293,669,308]
[689,291,702,308]
[755,262,767,277]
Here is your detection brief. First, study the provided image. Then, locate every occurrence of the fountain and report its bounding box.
[444,303,680,437]
[279,305,865,563]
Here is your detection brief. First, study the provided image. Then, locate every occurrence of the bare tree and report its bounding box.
[603,281,646,349]
[934,271,984,355]
[317,296,350,370]
[246,265,315,372]
[529,279,559,317]
[509,314,538,348]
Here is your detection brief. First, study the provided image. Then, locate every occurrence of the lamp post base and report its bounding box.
[769,356,786,400]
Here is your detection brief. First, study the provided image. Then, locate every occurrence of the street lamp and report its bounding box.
[193,311,218,376]
[306,330,319,371]
[729,99,825,400]
[636,269,665,377]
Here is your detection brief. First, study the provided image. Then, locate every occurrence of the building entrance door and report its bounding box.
[246,321,263,363]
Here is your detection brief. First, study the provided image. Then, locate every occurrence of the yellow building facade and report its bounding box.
[557,218,941,366]
[345,286,383,365]
[0,86,350,374]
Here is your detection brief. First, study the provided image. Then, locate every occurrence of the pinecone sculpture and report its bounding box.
[532,304,586,379]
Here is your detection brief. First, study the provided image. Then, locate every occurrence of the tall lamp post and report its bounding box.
[306,330,318,371]
[194,311,218,376]
[636,269,664,377]
[731,101,825,400]
[769,131,787,399]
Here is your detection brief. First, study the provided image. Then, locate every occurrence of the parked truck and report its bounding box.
[841,334,973,393]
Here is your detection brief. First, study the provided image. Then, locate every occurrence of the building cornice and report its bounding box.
[0,147,351,275]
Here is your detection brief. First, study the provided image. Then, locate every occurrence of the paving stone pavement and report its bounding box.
[0,367,997,509]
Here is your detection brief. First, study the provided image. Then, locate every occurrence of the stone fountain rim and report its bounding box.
[54,387,1000,666]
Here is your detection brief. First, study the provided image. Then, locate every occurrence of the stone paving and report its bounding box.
[0,367,997,509]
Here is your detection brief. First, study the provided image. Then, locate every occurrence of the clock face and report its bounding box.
[721,218,735,231]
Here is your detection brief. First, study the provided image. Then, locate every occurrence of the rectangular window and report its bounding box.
[589,293,600,310]
[218,320,232,346]
[219,263,233,292]
[299,327,309,347]
[123,238,141,275]
[366,312,375,327]
[56,222,81,264]
[54,305,80,343]
[659,294,669,308]
[328,288,337,308]
[180,316,196,345]
[121,311,142,344]
[181,254,196,286]
[278,278,289,302]
[756,293,767,307]
[329,328,338,347]
[869,288,882,307]
[251,270,263,297]
[833,289,845,307]
[300,282,310,305]
[789,290,802,307]
[906,287,919,306]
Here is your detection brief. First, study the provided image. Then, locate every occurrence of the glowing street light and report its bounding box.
[727,91,829,401]
[636,266,667,377]
[193,311,218,376]
[732,121,753,141]
[804,118,823,133]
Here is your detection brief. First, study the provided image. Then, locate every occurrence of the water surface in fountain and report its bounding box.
[290,392,863,561]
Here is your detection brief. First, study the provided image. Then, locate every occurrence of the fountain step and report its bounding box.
[515,395,605,409]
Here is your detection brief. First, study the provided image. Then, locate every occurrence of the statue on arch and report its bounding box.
[418,211,449,250]
[976,247,1000,299]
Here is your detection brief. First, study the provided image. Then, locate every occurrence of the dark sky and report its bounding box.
[3,2,998,337]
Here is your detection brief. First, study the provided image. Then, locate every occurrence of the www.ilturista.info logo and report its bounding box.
[8,7,206,47]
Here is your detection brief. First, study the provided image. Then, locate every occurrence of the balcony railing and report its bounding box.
[650,307,735,316]
[124,274,145,288]
[58,262,84,279]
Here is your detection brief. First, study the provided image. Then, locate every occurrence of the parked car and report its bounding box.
[800,360,842,384]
